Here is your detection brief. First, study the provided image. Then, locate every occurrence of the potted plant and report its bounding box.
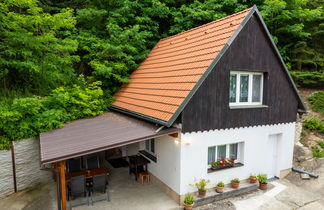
[194,179,209,197]
[216,181,225,193]
[183,193,195,210]
[257,174,268,190]
[249,175,257,184]
[231,178,240,189]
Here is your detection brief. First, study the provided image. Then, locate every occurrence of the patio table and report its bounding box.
[128,155,150,181]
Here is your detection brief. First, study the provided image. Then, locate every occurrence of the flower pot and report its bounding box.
[249,177,257,184]
[216,187,224,193]
[231,182,240,189]
[184,204,193,210]
[198,190,206,197]
[259,183,268,190]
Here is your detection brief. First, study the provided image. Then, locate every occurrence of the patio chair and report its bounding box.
[67,158,81,173]
[67,175,89,209]
[89,174,110,205]
[86,155,100,170]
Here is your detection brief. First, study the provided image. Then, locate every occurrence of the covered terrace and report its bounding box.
[39,112,180,210]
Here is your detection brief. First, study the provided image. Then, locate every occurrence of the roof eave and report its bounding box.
[111,105,172,127]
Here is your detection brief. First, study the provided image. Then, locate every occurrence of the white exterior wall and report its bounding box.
[139,136,181,194]
[179,122,296,195]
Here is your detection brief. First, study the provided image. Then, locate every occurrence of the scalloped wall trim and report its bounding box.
[181,122,296,135]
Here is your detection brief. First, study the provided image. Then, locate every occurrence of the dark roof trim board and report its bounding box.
[112,5,306,127]
[111,105,170,126]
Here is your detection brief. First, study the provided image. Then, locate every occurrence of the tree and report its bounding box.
[0,0,79,94]
[261,0,322,71]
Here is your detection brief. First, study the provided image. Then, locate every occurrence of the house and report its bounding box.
[38,5,305,209]
[111,5,305,199]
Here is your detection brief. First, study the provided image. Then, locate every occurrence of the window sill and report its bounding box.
[139,150,157,163]
[207,162,244,173]
[229,105,268,109]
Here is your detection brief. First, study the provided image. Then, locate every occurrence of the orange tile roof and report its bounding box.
[112,7,252,124]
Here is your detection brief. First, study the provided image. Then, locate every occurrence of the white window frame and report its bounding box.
[145,139,155,155]
[230,71,263,106]
[207,143,242,167]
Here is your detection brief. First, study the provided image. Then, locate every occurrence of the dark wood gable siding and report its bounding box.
[181,14,299,133]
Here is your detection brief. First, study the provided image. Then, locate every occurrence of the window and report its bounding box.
[217,145,226,160]
[207,143,242,165]
[145,139,155,154]
[229,71,263,106]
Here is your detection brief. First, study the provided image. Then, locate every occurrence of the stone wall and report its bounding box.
[13,138,52,191]
[295,121,303,143]
[0,149,14,198]
[0,138,52,198]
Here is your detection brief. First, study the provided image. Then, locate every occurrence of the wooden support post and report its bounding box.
[53,163,61,210]
[58,161,67,210]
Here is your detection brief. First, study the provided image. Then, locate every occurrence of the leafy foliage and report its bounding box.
[257,174,268,184]
[184,193,195,205]
[0,81,110,150]
[0,0,323,150]
[308,91,324,116]
[0,0,80,94]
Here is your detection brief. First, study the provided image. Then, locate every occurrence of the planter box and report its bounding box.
[208,163,244,173]
[211,164,233,170]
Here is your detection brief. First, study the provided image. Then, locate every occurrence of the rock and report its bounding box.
[294,144,312,162]
[300,173,310,180]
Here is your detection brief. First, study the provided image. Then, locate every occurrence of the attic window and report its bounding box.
[229,71,263,106]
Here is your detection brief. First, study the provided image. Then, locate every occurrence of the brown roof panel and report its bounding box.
[112,8,252,124]
[40,112,180,164]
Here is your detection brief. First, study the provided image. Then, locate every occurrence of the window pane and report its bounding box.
[239,75,249,102]
[229,74,237,102]
[208,147,216,164]
[217,145,226,160]
[252,75,262,102]
[150,139,155,153]
[230,143,238,159]
[145,140,150,151]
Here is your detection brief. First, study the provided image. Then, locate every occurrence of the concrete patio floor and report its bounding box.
[76,165,180,210]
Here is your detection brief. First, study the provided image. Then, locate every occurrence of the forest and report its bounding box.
[0,0,323,149]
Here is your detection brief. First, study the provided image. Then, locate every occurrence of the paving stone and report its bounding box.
[301,173,310,180]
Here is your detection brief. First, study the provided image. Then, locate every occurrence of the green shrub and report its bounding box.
[183,193,195,205]
[308,91,324,116]
[304,117,324,134]
[0,81,112,150]
[290,71,324,88]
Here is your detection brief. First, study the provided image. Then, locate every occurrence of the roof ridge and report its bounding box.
[160,7,252,42]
